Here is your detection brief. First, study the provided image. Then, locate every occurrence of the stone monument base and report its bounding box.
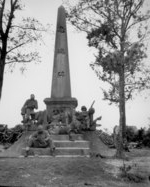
[21,134,90,157]
[44,97,78,120]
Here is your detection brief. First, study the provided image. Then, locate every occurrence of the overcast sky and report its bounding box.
[0,0,150,133]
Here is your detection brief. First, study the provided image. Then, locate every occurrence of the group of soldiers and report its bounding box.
[21,94,102,156]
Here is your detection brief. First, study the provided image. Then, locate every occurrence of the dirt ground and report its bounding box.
[0,148,150,187]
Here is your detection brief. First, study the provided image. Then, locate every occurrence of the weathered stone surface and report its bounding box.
[55,147,90,156]
[44,5,78,117]
[51,134,84,140]
[54,140,90,148]
[21,134,90,157]
[51,5,71,98]
[22,147,90,157]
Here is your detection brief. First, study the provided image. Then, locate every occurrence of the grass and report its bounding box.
[0,149,150,187]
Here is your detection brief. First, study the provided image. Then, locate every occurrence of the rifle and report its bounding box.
[89,100,95,110]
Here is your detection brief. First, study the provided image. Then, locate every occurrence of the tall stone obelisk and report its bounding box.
[44,6,78,119]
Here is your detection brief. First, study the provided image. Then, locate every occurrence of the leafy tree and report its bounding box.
[137,127,145,141]
[0,0,47,98]
[126,126,137,142]
[65,0,150,158]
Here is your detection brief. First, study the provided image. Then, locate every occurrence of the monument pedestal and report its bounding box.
[44,97,78,119]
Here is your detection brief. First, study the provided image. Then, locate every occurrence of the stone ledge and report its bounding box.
[21,148,51,156]
[21,147,90,156]
[44,97,78,108]
[51,134,84,140]
[55,147,90,155]
[54,140,90,148]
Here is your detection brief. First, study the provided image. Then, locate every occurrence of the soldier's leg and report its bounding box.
[21,107,27,123]
[24,137,34,157]
[47,138,55,156]
[86,117,90,129]
[30,110,36,124]
[26,108,32,121]
[68,127,76,141]
[47,138,55,149]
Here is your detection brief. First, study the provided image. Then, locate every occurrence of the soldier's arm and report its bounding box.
[35,100,38,109]
[44,131,50,140]
[22,100,28,108]
[32,132,38,139]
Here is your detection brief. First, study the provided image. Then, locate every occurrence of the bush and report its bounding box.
[125,127,150,148]
[142,130,150,148]
[126,127,137,142]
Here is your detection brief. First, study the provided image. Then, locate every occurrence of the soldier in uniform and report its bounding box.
[21,94,38,123]
[79,106,90,130]
[25,125,55,156]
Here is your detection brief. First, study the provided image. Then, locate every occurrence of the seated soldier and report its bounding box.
[21,94,38,123]
[80,106,90,130]
[25,125,55,156]
[47,123,60,135]
[50,109,61,126]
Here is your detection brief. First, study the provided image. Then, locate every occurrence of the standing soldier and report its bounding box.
[21,94,38,123]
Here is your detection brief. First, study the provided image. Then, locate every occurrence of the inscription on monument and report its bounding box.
[57,48,65,54]
[58,71,65,77]
[57,26,65,33]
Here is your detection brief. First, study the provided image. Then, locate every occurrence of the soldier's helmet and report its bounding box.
[81,106,87,111]
[88,107,95,115]
[37,125,43,132]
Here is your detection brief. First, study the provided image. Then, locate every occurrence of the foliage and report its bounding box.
[65,0,150,158]
[0,124,24,145]
[125,126,150,148]
[142,129,150,147]
[120,164,146,183]
[65,0,150,104]
[0,0,48,98]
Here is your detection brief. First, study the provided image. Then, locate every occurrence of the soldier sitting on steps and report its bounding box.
[79,106,90,130]
[25,125,55,157]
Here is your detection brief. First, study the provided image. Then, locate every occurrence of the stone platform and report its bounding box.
[21,134,90,157]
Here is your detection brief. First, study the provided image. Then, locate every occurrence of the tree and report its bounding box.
[65,0,150,158]
[0,0,47,99]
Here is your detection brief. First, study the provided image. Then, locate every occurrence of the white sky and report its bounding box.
[0,0,150,133]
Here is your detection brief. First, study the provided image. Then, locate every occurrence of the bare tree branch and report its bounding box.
[6,40,30,54]
[5,59,32,64]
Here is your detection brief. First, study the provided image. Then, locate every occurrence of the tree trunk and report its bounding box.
[115,66,126,158]
[0,59,5,99]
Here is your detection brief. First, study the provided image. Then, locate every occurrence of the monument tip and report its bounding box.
[58,5,65,9]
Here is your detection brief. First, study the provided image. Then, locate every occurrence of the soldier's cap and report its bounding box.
[81,106,87,110]
[37,125,43,131]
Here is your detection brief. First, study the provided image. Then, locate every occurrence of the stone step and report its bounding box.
[21,148,50,156]
[55,147,90,156]
[21,147,90,156]
[20,154,90,158]
[21,134,90,157]
[54,140,89,148]
[51,134,84,141]
[55,155,90,158]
